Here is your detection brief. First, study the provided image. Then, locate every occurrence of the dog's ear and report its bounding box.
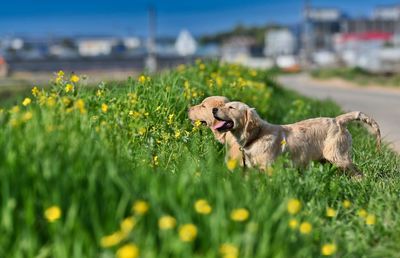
[244,108,260,133]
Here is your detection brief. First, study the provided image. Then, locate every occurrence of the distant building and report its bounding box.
[175,30,197,56]
[306,8,343,50]
[221,36,255,63]
[77,38,118,57]
[373,5,400,20]
[264,29,296,57]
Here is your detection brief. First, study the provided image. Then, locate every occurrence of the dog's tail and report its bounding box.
[335,111,381,150]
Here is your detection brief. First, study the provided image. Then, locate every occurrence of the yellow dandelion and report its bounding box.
[47,97,56,107]
[10,105,20,114]
[32,86,40,97]
[194,199,212,215]
[158,215,176,230]
[179,224,198,242]
[70,74,80,83]
[358,209,368,218]
[138,75,147,84]
[138,127,146,136]
[57,70,64,77]
[281,139,287,146]
[116,243,139,258]
[287,199,301,214]
[326,207,337,218]
[44,205,62,222]
[132,200,149,215]
[101,103,108,113]
[101,231,124,248]
[120,217,136,234]
[299,222,312,234]
[22,111,33,122]
[366,214,376,225]
[219,243,239,258]
[342,200,351,209]
[289,219,299,229]
[226,159,238,171]
[65,83,74,93]
[230,208,250,222]
[22,97,32,106]
[321,243,337,256]
[153,155,159,166]
[194,120,202,127]
[74,99,86,113]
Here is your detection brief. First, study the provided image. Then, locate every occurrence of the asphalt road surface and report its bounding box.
[278,74,400,152]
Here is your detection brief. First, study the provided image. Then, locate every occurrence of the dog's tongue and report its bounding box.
[213,120,226,130]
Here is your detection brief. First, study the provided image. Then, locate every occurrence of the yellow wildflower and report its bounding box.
[138,127,146,136]
[174,130,181,139]
[44,205,62,222]
[22,97,31,106]
[101,231,124,248]
[342,200,351,209]
[366,214,376,225]
[358,209,367,218]
[10,105,20,114]
[120,217,136,234]
[47,97,56,107]
[153,155,159,166]
[65,83,74,93]
[199,63,205,70]
[116,243,139,258]
[75,99,86,114]
[289,219,299,229]
[287,199,301,214]
[32,86,40,97]
[230,208,250,222]
[57,70,64,77]
[194,120,202,127]
[194,199,212,215]
[132,200,149,215]
[167,114,174,125]
[321,243,337,256]
[219,243,239,258]
[158,215,176,230]
[179,224,198,242]
[226,159,238,171]
[138,75,147,84]
[326,207,337,217]
[299,222,312,234]
[281,139,287,146]
[62,97,72,106]
[101,103,108,113]
[22,111,33,122]
[70,74,80,83]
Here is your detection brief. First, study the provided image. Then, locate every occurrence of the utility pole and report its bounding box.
[301,0,312,67]
[145,5,157,73]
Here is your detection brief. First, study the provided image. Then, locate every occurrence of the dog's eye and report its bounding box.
[229,106,235,109]
[201,105,205,108]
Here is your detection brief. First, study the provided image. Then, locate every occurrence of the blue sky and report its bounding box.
[0,0,399,37]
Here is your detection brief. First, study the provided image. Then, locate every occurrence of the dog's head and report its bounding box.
[212,101,261,140]
[188,96,229,127]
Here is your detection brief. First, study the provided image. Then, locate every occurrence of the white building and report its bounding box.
[264,29,296,57]
[175,30,197,56]
[77,38,118,57]
[373,5,400,20]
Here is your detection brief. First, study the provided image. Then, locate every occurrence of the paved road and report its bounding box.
[278,74,400,152]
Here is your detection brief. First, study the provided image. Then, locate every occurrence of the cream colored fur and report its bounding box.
[213,101,381,177]
[188,96,242,164]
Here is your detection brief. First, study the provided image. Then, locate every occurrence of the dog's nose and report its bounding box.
[212,108,218,114]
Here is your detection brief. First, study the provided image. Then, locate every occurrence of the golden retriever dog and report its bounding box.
[212,101,381,177]
[188,96,242,164]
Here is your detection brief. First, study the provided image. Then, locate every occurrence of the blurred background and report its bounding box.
[1,0,400,77]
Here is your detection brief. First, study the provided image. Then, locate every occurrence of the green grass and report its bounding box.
[0,62,399,258]
[311,67,400,87]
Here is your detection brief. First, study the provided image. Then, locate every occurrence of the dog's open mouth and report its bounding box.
[212,116,234,131]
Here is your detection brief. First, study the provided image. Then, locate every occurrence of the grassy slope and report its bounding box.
[0,62,399,258]
[311,67,400,87]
